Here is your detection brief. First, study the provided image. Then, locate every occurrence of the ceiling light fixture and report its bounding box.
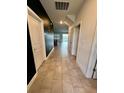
[60,21,63,24]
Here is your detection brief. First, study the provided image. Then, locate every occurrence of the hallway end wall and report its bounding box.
[70,0,97,78]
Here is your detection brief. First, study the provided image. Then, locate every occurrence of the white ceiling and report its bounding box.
[40,0,84,32]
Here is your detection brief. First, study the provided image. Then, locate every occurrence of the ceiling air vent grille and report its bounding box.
[55,1,69,10]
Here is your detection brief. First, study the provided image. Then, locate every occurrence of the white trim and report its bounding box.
[27,72,38,92]
[27,7,41,91]
[27,7,43,22]
[74,21,82,27]
[27,47,54,90]
[45,47,54,60]
[86,26,97,78]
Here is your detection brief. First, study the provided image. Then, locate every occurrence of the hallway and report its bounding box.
[28,41,96,93]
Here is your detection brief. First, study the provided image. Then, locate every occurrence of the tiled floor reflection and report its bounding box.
[28,41,97,93]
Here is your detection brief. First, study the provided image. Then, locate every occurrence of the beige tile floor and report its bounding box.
[28,41,97,93]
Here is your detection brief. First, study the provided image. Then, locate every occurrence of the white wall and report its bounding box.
[76,0,97,77]
[86,30,97,78]
[68,0,97,78]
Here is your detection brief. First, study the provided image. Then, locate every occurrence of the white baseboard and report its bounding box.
[27,72,38,92]
[45,47,54,60]
[27,47,54,91]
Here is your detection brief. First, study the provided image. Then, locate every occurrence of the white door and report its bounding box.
[28,15,45,71]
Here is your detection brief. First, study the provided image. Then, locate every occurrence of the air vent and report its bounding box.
[55,1,69,10]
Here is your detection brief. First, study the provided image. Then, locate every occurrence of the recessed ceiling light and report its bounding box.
[60,21,63,24]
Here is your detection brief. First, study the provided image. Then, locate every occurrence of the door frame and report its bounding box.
[27,6,46,70]
[85,26,97,79]
[71,21,81,56]
[27,6,46,90]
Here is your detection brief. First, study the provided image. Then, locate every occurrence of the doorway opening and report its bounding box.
[71,24,80,57]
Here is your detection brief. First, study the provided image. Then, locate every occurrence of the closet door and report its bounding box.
[28,15,45,71]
